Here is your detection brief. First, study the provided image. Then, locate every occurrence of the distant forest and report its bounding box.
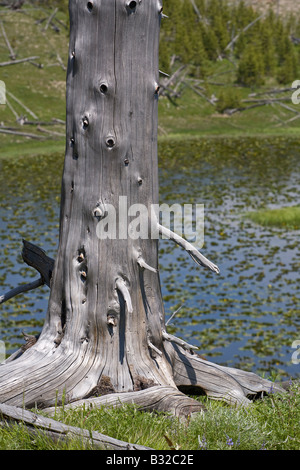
[159,0,300,87]
[35,0,300,87]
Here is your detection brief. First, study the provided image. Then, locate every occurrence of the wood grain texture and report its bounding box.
[43,385,206,418]
[0,0,176,407]
[0,0,284,414]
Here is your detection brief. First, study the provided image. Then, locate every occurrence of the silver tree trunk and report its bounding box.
[0,0,284,412]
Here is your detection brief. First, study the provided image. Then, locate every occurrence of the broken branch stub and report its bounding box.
[158,223,220,274]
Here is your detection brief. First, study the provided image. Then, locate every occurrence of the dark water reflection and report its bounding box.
[0,137,299,379]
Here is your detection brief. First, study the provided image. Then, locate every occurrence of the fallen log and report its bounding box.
[0,20,16,60]
[7,90,38,120]
[43,385,206,418]
[0,56,39,67]
[0,402,152,450]
[43,7,58,32]
[0,128,46,139]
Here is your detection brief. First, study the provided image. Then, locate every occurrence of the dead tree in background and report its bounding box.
[0,0,284,415]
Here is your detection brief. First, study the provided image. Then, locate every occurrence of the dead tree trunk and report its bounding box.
[0,0,284,413]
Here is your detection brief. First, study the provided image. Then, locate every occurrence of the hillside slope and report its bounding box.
[0,1,299,159]
[231,0,299,16]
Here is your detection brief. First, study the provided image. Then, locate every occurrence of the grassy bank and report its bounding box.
[246,205,300,229]
[0,381,299,450]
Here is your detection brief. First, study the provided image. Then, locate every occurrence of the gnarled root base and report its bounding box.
[165,342,285,406]
[0,335,285,419]
[0,242,285,417]
[43,385,206,418]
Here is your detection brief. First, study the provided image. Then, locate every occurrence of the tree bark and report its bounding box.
[0,0,284,415]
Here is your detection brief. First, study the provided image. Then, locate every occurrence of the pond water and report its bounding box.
[0,137,299,380]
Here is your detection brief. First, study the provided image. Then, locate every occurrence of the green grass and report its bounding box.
[1,4,300,452]
[0,382,300,450]
[246,205,300,229]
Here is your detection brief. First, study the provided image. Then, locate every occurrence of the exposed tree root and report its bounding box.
[0,402,152,450]
[0,335,284,414]
[0,239,285,415]
[164,342,285,406]
[43,385,206,418]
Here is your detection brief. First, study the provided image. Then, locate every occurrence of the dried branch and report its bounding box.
[137,256,158,273]
[224,14,264,52]
[241,97,292,104]
[0,278,43,305]
[159,65,186,95]
[23,118,66,126]
[189,0,202,21]
[7,90,38,120]
[43,385,206,418]
[165,304,184,326]
[36,125,65,137]
[0,128,45,139]
[43,7,58,32]
[0,403,152,450]
[56,53,66,71]
[183,80,216,106]
[158,224,220,274]
[0,20,16,59]
[147,339,163,357]
[275,102,300,115]
[162,330,198,353]
[0,56,39,67]
[21,240,54,288]
[115,278,133,314]
[248,87,294,97]
[275,112,300,127]
[5,98,19,120]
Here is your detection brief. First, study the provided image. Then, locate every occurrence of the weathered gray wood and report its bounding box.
[43,385,206,418]
[0,128,46,139]
[7,90,38,120]
[164,342,285,406]
[223,14,264,52]
[0,56,39,66]
[0,0,284,414]
[0,277,43,305]
[158,224,220,273]
[5,98,19,120]
[0,403,152,450]
[0,0,177,408]
[0,20,16,59]
[43,7,58,32]
[22,240,54,287]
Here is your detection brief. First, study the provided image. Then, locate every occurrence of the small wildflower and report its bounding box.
[260,440,266,450]
[198,435,207,450]
[226,434,234,447]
